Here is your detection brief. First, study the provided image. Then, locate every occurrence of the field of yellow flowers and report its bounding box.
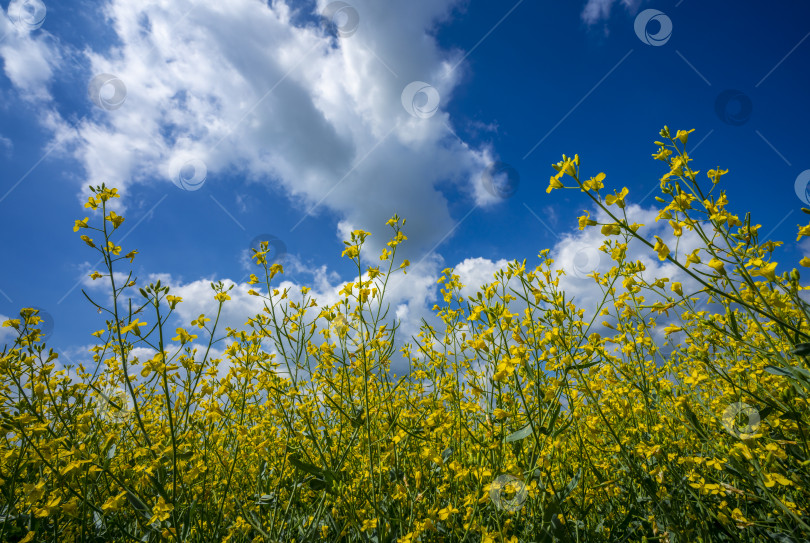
[2,127,809,542]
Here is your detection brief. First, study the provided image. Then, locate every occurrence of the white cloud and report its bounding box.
[0,0,528,375]
[0,313,16,346]
[454,256,511,300]
[581,0,644,26]
[2,0,502,268]
[153,201,720,380]
[0,135,12,155]
[0,2,59,101]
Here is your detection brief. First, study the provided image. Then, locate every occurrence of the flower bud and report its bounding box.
[790,268,800,283]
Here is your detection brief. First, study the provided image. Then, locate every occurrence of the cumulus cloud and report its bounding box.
[0,0,531,377]
[125,198,725,385]
[1,0,506,266]
[1,0,733,392]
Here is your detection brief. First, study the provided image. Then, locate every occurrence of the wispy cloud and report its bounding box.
[581,0,644,25]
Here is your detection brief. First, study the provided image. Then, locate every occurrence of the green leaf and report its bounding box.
[559,468,582,503]
[125,491,151,519]
[727,306,741,338]
[791,342,810,356]
[175,450,194,461]
[765,365,796,378]
[551,417,574,439]
[288,455,326,479]
[350,407,365,428]
[255,493,277,505]
[503,424,533,443]
[765,365,810,382]
[682,403,711,442]
[307,476,329,491]
[566,359,601,372]
[545,400,563,433]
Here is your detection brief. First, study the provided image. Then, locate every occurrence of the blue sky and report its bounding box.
[1,0,809,380]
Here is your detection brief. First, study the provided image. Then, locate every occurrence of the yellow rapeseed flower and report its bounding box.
[605,187,629,208]
[582,172,605,191]
[708,167,729,184]
[73,217,89,232]
[601,223,621,236]
[149,496,174,524]
[578,211,597,230]
[120,318,146,336]
[653,236,669,260]
[675,129,695,145]
[749,261,778,282]
[546,175,564,193]
[106,211,125,229]
[342,245,359,259]
[707,257,726,275]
